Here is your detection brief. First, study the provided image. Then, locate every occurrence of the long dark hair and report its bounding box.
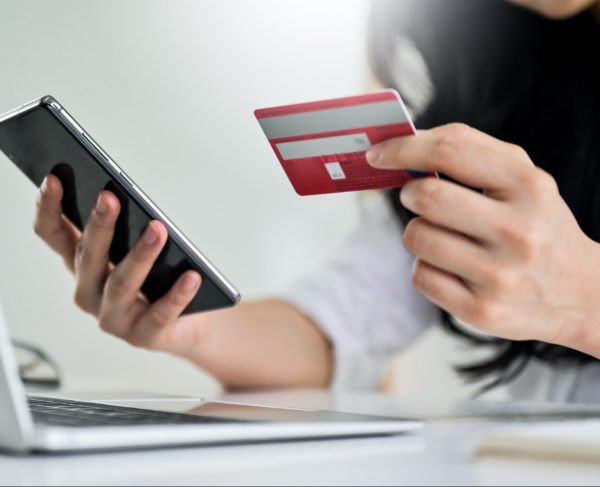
[369,0,600,391]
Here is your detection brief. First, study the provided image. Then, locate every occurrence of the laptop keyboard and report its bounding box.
[28,396,249,427]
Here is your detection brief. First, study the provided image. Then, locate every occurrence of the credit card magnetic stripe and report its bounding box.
[256,99,412,140]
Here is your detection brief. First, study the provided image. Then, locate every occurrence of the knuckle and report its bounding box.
[33,220,42,237]
[482,266,517,292]
[531,169,559,197]
[33,217,49,239]
[520,232,550,261]
[497,221,547,261]
[148,308,171,328]
[98,313,127,339]
[411,269,423,290]
[433,137,459,166]
[519,168,558,196]
[105,271,129,298]
[444,122,473,141]
[73,287,91,313]
[169,289,192,309]
[466,300,504,328]
[406,222,443,260]
[141,332,164,351]
[494,219,522,244]
[411,260,428,290]
[125,333,146,349]
[508,143,531,163]
[403,219,423,252]
[131,241,154,263]
[98,316,112,334]
[74,239,102,272]
[89,202,117,229]
[87,213,107,230]
[433,123,472,163]
[413,180,445,213]
[494,219,540,260]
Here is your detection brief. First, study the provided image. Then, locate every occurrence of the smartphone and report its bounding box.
[0,96,240,313]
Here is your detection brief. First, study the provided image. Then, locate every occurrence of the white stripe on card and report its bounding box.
[276,133,371,161]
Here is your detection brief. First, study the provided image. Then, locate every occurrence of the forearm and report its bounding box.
[32,178,333,389]
[181,299,333,390]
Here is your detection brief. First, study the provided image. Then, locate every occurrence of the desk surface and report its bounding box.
[2,390,600,486]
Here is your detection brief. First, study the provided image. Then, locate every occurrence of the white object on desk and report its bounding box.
[477,420,600,463]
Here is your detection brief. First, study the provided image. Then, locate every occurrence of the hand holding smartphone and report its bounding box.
[0,96,240,314]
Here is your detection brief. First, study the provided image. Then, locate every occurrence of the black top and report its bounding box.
[367,0,600,387]
[369,0,600,237]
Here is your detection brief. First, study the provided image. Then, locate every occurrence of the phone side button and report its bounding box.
[120,172,134,186]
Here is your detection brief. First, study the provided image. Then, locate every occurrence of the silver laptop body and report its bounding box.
[0,305,422,454]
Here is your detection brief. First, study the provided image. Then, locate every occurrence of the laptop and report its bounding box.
[0,304,422,454]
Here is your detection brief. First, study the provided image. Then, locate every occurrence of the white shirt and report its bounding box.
[279,192,600,404]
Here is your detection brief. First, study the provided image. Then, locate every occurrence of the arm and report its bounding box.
[182,299,333,389]
[34,175,332,389]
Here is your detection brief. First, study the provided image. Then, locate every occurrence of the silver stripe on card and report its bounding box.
[258,100,410,140]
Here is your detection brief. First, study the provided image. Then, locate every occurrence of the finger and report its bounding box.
[127,271,202,349]
[73,191,121,314]
[400,177,504,242]
[411,258,476,320]
[404,218,491,285]
[366,123,533,193]
[102,220,168,315]
[33,175,80,272]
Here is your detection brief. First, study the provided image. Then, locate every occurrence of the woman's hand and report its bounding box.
[32,175,333,389]
[367,123,600,357]
[33,175,206,360]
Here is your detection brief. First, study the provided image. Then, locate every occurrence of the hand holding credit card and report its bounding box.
[255,89,435,196]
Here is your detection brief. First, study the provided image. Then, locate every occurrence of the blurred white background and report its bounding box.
[0,0,475,399]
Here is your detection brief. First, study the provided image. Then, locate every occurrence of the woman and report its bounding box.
[34,0,600,401]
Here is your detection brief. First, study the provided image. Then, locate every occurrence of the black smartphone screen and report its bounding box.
[0,101,239,313]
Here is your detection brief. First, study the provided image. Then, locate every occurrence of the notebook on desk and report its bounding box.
[476,421,600,463]
[0,303,422,454]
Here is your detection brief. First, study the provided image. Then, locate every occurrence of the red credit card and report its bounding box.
[255,90,432,196]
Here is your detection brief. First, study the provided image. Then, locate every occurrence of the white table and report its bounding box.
[2,390,600,486]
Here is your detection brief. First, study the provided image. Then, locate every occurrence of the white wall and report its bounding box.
[0,0,478,400]
[0,0,370,395]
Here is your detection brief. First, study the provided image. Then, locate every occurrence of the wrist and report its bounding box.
[551,238,600,359]
[161,313,213,366]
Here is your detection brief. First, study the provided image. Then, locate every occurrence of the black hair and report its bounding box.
[368,0,600,391]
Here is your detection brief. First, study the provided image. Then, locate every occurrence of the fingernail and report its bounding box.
[144,227,158,246]
[182,273,199,291]
[40,177,48,194]
[96,194,107,215]
[366,144,384,166]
